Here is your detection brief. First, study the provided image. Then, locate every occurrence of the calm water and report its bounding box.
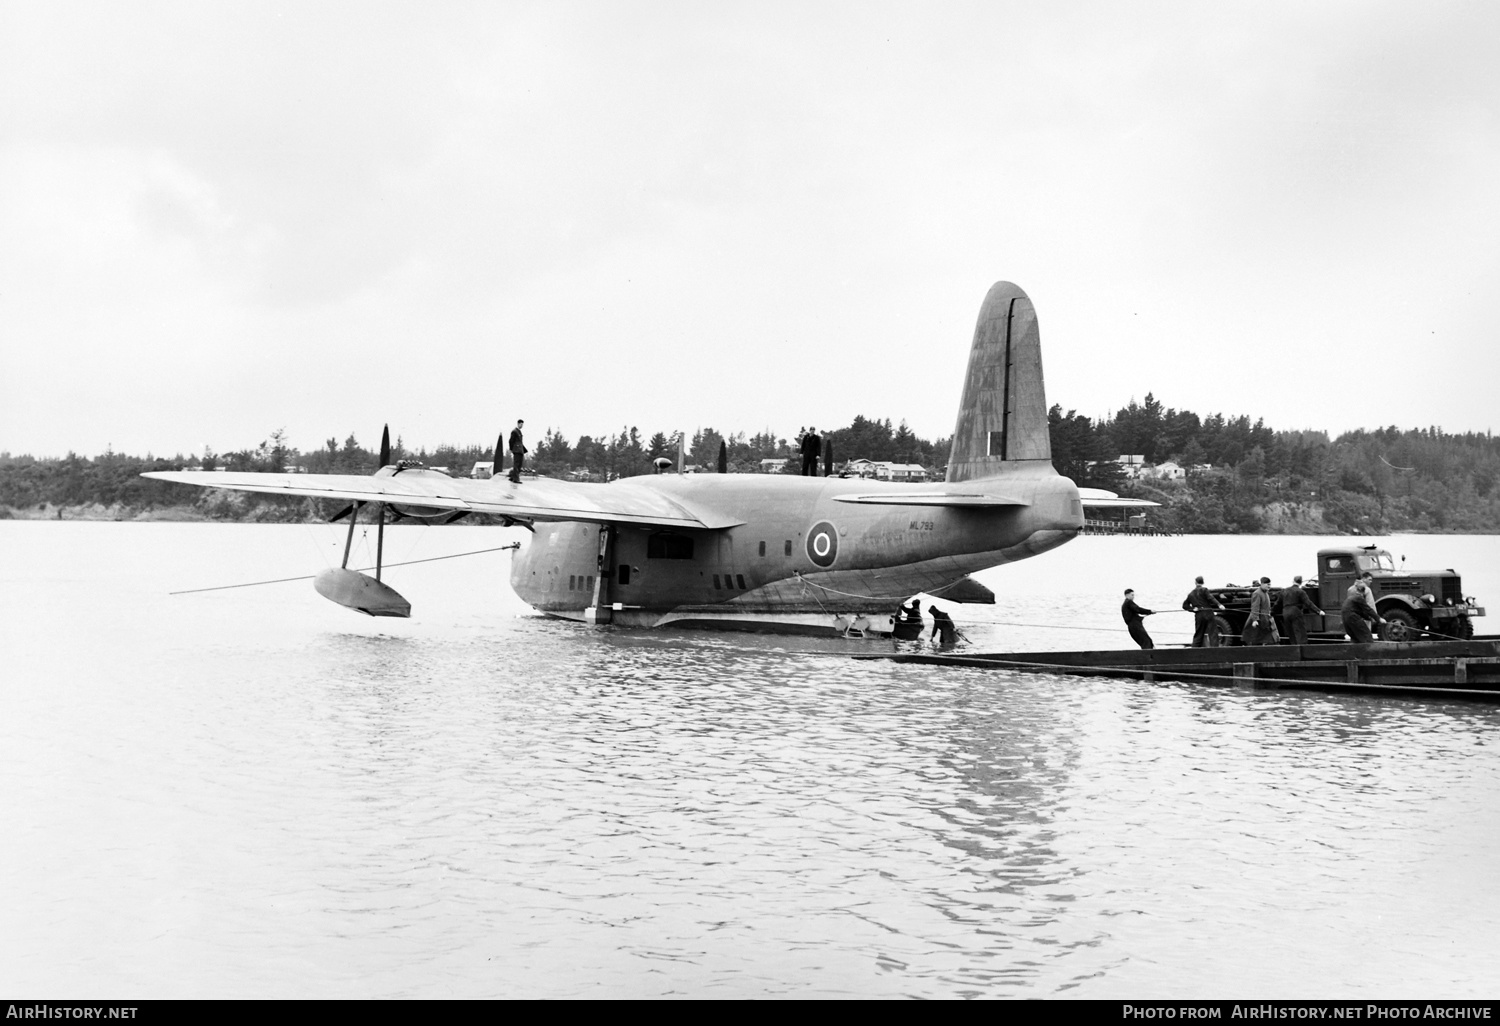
[3,522,1499,998]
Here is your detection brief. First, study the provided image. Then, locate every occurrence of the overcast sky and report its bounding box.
[3,1,1497,459]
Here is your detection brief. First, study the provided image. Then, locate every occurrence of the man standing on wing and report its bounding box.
[508,419,528,484]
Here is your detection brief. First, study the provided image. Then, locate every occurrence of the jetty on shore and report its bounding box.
[860,638,1500,700]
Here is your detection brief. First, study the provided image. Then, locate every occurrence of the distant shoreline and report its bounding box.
[3,502,216,522]
[0,500,521,525]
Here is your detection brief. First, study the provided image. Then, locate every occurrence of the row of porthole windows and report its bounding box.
[570,570,746,591]
[610,538,795,589]
[651,537,793,561]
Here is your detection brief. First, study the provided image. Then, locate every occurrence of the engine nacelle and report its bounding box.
[373,466,457,520]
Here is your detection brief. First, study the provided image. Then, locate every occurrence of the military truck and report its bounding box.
[1204,544,1484,644]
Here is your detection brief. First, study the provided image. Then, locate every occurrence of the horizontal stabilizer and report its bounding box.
[832,492,1027,508]
[1078,487,1160,509]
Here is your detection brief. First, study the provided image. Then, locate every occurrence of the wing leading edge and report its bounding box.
[142,471,746,529]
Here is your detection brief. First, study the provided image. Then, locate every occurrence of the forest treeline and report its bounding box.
[0,417,946,522]
[3,394,1498,533]
[1051,394,1500,534]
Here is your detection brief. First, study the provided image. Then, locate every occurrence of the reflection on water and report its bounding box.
[3,524,1500,997]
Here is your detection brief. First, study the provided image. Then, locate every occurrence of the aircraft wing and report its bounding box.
[831,492,1027,507]
[1078,487,1160,509]
[142,471,746,529]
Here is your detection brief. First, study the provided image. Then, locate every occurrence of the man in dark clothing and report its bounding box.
[1182,575,1225,647]
[801,428,821,476]
[1121,589,1155,649]
[930,607,958,647]
[892,600,922,640]
[1280,574,1322,646]
[1242,577,1277,646]
[1342,573,1383,644]
[508,419,527,484]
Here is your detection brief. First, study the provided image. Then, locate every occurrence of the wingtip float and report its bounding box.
[312,567,412,618]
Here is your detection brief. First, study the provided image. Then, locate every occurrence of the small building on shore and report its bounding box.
[839,459,931,482]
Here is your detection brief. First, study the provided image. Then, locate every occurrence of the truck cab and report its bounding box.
[1314,545,1483,641]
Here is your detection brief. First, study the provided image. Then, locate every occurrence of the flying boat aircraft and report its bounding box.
[144,281,1155,635]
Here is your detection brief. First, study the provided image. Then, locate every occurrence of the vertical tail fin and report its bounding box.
[946,282,1052,483]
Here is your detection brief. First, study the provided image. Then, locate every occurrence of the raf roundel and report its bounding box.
[805,521,840,568]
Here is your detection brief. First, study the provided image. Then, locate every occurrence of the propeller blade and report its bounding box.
[493,432,505,476]
[379,424,391,467]
[329,503,355,523]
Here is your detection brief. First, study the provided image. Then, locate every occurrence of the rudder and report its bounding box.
[946,282,1052,483]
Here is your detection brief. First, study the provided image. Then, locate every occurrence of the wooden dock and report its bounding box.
[859,638,1500,700]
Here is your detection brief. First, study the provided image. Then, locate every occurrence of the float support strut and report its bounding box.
[376,504,386,582]
[342,502,362,569]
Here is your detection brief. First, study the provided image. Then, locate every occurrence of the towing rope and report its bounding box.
[793,572,920,604]
[792,571,834,615]
[168,543,520,595]
[793,574,1203,637]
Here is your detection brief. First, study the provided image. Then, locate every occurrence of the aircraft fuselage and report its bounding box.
[511,468,1082,632]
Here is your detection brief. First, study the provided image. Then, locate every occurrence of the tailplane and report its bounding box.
[946,282,1053,483]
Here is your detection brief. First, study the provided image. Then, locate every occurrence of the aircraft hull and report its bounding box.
[511,472,1080,634]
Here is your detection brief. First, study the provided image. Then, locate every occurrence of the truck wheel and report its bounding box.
[1382,609,1418,642]
[1455,617,1475,640]
[1211,615,1236,645]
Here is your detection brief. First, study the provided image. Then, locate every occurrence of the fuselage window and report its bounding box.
[784,540,792,556]
[713,574,722,589]
[759,541,766,557]
[569,575,576,590]
[736,574,746,590]
[618,564,631,585]
[586,575,594,592]
[647,532,694,559]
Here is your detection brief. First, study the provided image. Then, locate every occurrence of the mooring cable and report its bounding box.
[168,543,520,595]
[793,574,1212,635]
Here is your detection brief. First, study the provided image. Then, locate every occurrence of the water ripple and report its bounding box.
[5,525,1500,997]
